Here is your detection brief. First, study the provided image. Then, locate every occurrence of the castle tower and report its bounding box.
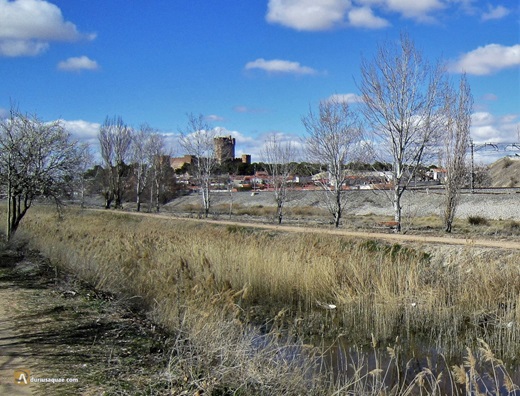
[214,135,235,164]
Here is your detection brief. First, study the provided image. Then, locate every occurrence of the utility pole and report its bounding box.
[6,150,11,241]
[470,139,474,194]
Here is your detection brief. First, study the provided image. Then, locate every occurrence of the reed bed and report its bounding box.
[8,205,520,394]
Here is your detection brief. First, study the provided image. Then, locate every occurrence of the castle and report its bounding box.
[170,135,250,170]
[214,136,235,164]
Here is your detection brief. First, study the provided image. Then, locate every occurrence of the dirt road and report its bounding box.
[103,209,520,251]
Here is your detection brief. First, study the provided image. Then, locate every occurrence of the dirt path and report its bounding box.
[100,209,520,250]
[0,244,171,395]
[0,294,34,395]
[0,253,36,395]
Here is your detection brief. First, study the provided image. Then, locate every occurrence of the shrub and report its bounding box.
[502,157,513,169]
[467,215,489,226]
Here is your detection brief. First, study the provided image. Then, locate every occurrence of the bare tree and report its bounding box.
[146,132,168,213]
[76,143,93,208]
[0,107,85,240]
[179,113,218,218]
[441,74,473,233]
[302,99,363,228]
[359,33,446,232]
[262,134,298,224]
[98,116,132,209]
[131,124,155,212]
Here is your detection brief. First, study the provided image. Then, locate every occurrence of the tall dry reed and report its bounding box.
[6,205,519,394]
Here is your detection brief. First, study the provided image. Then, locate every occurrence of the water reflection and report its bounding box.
[322,335,520,395]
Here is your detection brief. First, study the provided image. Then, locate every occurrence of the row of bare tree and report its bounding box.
[242,34,472,232]
[0,34,473,240]
[97,117,170,212]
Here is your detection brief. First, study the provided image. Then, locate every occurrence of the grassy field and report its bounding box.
[4,205,520,394]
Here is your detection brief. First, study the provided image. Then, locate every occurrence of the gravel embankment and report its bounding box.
[166,189,520,221]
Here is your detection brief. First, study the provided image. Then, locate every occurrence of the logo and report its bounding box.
[14,369,30,386]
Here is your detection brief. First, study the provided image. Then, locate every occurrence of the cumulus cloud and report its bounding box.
[57,56,99,72]
[0,39,49,57]
[266,0,350,31]
[59,119,100,142]
[481,5,509,21]
[266,0,454,30]
[205,114,225,122]
[245,58,317,75]
[347,6,390,28]
[326,93,363,104]
[471,112,520,144]
[383,0,445,22]
[450,44,520,75]
[0,0,95,57]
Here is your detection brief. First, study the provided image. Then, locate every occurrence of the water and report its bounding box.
[320,335,520,395]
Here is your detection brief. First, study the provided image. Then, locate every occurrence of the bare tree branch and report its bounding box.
[359,33,447,232]
[179,113,218,218]
[0,107,84,240]
[262,134,298,224]
[302,98,363,228]
[441,74,473,232]
[98,116,132,209]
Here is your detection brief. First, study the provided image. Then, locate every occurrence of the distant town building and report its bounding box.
[170,155,195,170]
[241,154,251,164]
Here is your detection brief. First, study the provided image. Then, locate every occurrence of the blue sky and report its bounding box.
[0,0,519,163]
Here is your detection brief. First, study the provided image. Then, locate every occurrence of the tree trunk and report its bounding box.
[155,179,160,213]
[7,194,30,240]
[201,183,210,218]
[334,189,342,228]
[393,184,402,233]
[334,211,341,228]
[104,191,113,209]
[136,178,141,212]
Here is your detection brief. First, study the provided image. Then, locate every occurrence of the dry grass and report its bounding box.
[5,205,519,394]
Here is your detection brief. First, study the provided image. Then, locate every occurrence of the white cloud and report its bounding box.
[266,0,350,31]
[384,0,445,21]
[471,112,520,144]
[205,114,225,122]
[472,111,495,127]
[267,0,481,30]
[0,107,9,119]
[482,5,509,21]
[233,106,268,114]
[0,39,49,56]
[348,6,390,28]
[450,44,520,75]
[245,58,317,75]
[240,130,304,162]
[482,93,498,101]
[59,119,100,142]
[58,56,99,72]
[326,93,363,104]
[0,0,94,57]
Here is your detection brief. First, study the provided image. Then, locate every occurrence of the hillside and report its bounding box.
[488,156,520,187]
